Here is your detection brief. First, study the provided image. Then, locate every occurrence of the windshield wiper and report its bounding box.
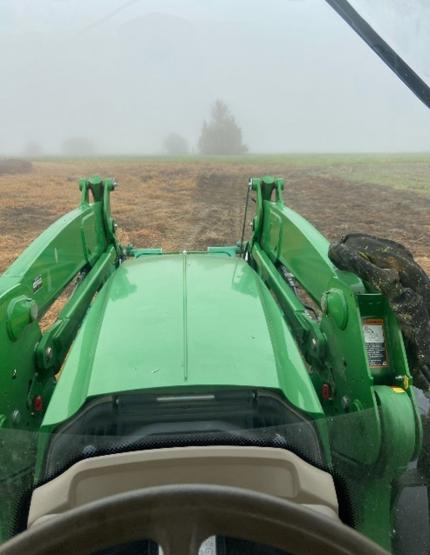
[325,0,430,109]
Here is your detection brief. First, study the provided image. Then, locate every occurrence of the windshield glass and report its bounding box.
[0,2,430,555]
[348,0,430,86]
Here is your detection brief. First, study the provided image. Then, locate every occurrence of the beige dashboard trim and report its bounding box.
[29,446,338,527]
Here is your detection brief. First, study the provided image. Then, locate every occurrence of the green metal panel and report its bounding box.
[35,246,117,372]
[41,253,323,429]
[129,246,239,258]
[248,176,421,550]
[1,206,103,314]
[0,177,120,541]
[0,206,103,428]
[207,245,239,257]
[332,386,419,550]
[261,202,363,300]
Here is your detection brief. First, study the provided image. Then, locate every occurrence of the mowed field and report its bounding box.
[1,153,430,273]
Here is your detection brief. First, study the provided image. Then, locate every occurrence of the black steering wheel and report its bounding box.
[0,484,390,555]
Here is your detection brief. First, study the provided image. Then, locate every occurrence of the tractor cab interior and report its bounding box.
[0,1,429,555]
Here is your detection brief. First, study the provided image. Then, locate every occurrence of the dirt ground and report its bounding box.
[1,158,430,274]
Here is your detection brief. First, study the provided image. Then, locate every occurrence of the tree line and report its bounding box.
[22,99,247,157]
[164,99,247,156]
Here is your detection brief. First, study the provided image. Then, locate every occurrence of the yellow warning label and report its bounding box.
[391,387,405,394]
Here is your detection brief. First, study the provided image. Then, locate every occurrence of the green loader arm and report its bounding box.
[248,176,422,551]
[0,177,120,540]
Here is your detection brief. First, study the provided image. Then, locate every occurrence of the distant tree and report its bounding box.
[23,141,43,158]
[198,100,247,155]
[163,133,189,155]
[62,137,96,157]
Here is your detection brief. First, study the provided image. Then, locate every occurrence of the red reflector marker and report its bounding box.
[321,383,331,401]
[34,395,43,412]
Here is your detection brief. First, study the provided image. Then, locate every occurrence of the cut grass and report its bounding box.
[30,152,430,194]
[1,153,430,276]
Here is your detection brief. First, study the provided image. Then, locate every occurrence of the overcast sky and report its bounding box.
[0,0,429,155]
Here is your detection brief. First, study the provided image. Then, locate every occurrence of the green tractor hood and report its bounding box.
[43,252,322,428]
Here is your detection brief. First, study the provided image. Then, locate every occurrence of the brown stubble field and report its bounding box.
[1,154,430,274]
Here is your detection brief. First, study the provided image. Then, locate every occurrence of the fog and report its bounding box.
[0,0,429,155]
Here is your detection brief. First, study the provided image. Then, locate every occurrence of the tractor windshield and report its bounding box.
[0,1,430,555]
[348,0,430,86]
[327,0,430,107]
